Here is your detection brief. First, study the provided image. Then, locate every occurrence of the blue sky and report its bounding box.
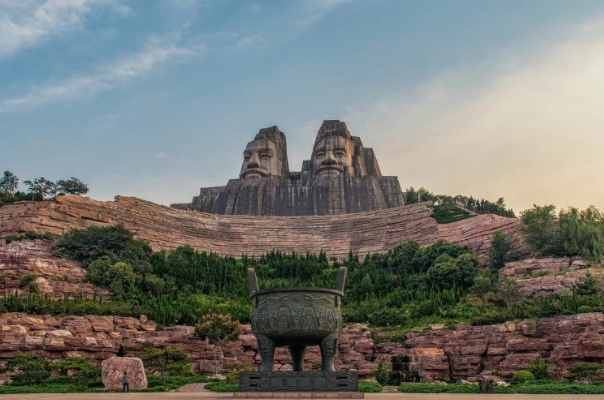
[2,0,604,213]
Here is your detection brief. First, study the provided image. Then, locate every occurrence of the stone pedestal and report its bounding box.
[240,371,358,392]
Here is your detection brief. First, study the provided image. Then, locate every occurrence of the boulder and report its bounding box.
[101,357,147,389]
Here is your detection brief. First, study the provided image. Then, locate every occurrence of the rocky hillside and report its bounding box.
[0,311,602,382]
[0,240,110,300]
[0,195,521,260]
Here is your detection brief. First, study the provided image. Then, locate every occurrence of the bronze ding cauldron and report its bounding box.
[246,267,347,372]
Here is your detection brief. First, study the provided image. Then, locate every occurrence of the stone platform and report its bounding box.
[240,372,358,392]
[233,393,364,398]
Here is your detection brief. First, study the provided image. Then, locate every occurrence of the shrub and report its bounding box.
[568,362,603,381]
[195,314,241,376]
[528,357,550,381]
[577,305,594,313]
[373,361,390,386]
[369,308,403,326]
[142,348,192,384]
[488,230,513,271]
[205,382,239,392]
[7,354,51,385]
[358,381,382,392]
[512,370,535,384]
[5,234,21,244]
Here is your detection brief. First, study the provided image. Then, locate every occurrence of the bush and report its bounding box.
[568,362,603,381]
[358,381,382,392]
[373,361,390,386]
[398,383,479,393]
[5,234,21,244]
[369,308,403,326]
[205,382,239,392]
[7,354,51,385]
[512,370,535,384]
[529,357,550,381]
[578,305,594,313]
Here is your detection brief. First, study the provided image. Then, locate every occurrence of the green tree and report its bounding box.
[404,187,418,204]
[488,230,513,272]
[572,272,602,296]
[427,253,478,291]
[53,357,101,388]
[559,206,604,262]
[528,357,550,381]
[56,177,89,195]
[0,170,19,193]
[6,354,50,385]
[23,177,57,199]
[497,277,521,306]
[520,205,563,255]
[142,347,192,384]
[106,262,137,298]
[195,314,242,376]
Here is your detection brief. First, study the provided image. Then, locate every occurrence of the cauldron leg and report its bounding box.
[289,346,306,371]
[257,334,276,371]
[320,333,338,371]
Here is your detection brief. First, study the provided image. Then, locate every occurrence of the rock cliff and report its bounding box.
[0,312,602,382]
[0,196,520,260]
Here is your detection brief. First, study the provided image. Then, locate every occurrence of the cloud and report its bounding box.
[155,151,167,159]
[0,0,129,59]
[342,15,604,212]
[0,41,197,112]
[237,34,263,48]
[294,0,355,29]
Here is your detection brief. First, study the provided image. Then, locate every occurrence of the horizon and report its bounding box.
[2,0,604,214]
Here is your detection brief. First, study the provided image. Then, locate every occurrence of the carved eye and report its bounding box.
[260,154,271,159]
[244,155,251,161]
[316,152,325,158]
[335,151,345,157]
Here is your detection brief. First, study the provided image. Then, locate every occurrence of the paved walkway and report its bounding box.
[0,393,599,400]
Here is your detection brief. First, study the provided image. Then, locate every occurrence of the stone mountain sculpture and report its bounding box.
[171,120,404,215]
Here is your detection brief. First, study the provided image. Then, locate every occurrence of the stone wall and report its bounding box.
[0,196,520,260]
[0,312,602,382]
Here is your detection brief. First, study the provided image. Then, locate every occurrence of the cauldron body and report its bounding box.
[247,269,347,372]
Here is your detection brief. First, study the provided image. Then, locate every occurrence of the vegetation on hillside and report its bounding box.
[1,217,603,330]
[404,186,516,218]
[0,170,88,207]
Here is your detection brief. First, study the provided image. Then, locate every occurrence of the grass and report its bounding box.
[398,382,604,394]
[430,204,476,224]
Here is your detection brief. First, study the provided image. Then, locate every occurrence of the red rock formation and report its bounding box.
[101,357,147,389]
[0,312,602,382]
[0,196,519,260]
[0,240,110,300]
[499,257,603,297]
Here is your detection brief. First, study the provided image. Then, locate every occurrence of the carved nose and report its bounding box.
[247,154,260,168]
[321,152,338,165]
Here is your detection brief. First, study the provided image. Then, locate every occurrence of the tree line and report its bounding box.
[0,170,89,206]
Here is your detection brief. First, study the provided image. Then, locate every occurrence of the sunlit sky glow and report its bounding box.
[2,0,604,214]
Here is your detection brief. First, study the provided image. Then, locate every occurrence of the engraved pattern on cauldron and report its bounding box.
[252,291,342,336]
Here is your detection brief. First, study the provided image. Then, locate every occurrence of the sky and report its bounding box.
[1,0,604,214]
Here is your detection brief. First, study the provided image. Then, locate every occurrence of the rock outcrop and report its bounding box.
[101,357,147,389]
[499,257,603,297]
[0,240,110,300]
[0,312,602,382]
[172,121,405,215]
[0,196,520,260]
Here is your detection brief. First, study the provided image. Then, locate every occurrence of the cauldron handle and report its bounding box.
[336,267,347,294]
[247,268,259,295]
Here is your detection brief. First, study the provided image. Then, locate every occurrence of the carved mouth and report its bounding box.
[316,165,343,175]
[241,169,269,178]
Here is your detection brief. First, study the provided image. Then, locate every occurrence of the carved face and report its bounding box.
[240,139,284,179]
[312,136,354,177]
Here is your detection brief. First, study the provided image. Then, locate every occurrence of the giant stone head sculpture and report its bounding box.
[240,126,290,179]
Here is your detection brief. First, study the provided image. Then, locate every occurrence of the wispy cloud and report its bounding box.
[342,15,604,212]
[294,0,355,29]
[237,34,263,48]
[0,40,198,112]
[0,0,130,59]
